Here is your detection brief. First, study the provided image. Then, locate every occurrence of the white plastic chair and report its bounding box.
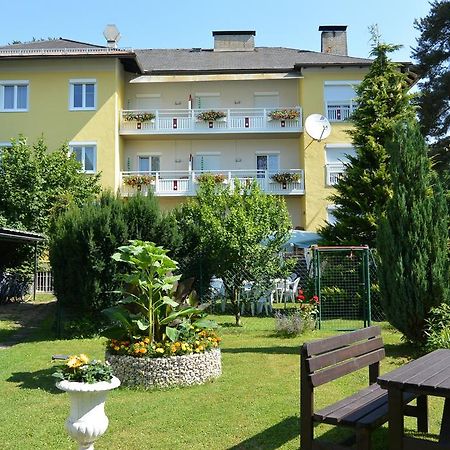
[283,277,300,306]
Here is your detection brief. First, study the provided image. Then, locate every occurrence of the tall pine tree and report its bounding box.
[413,0,450,174]
[320,35,415,247]
[378,120,449,343]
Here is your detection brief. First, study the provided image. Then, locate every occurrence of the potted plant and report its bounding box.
[53,354,120,450]
[196,110,227,122]
[123,112,156,130]
[270,172,301,184]
[123,175,156,190]
[267,109,300,121]
[123,112,156,122]
[102,240,222,389]
[196,173,227,184]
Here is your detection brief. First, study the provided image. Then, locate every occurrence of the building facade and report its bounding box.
[0,27,375,230]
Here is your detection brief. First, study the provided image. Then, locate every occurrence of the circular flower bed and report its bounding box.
[106,348,221,389]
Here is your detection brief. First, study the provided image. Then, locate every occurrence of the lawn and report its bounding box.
[0,306,445,450]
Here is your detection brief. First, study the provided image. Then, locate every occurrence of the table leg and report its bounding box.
[439,397,450,445]
[388,387,404,450]
[417,395,428,433]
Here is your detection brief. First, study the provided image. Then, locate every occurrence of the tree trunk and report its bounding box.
[232,287,242,326]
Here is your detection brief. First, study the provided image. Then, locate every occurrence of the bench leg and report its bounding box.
[356,428,371,450]
[417,395,428,433]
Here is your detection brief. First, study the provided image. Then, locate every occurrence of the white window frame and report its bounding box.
[69,141,97,173]
[69,79,97,111]
[325,143,355,186]
[324,81,360,122]
[0,80,29,112]
[136,153,161,172]
[255,152,280,177]
[326,204,338,225]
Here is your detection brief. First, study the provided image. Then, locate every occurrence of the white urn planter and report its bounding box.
[56,376,120,450]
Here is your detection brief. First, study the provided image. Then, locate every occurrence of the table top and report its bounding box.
[378,349,450,397]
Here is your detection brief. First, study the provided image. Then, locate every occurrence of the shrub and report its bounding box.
[49,192,180,316]
[425,303,450,352]
[274,310,315,336]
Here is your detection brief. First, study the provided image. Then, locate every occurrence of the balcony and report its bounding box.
[326,103,356,122]
[120,169,305,197]
[326,163,346,186]
[119,107,302,135]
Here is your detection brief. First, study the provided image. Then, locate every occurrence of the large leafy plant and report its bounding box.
[103,240,215,345]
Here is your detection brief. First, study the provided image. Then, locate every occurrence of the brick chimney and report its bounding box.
[319,26,348,56]
[212,31,255,52]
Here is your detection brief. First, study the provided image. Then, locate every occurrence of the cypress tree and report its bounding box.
[320,34,415,247]
[377,120,449,343]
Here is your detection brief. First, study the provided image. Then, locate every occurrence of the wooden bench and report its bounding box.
[300,326,428,450]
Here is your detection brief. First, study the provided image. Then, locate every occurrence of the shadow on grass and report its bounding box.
[7,367,62,394]
[0,301,58,346]
[222,346,299,355]
[227,416,299,449]
[384,341,420,363]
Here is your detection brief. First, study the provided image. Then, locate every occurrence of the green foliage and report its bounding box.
[425,303,450,351]
[377,120,449,343]
[49,192,180,316]
[0,136,101,269]
[320,36,415,247]
[176,178,291,325]
[413,1,450,174]
[274,310,315,336]
[103,240,218,351]
[52,354,113,384]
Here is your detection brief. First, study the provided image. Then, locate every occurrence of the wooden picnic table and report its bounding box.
[378,349,450,450]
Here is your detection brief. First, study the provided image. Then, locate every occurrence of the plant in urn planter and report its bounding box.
[102,240,222,388]
[53,354,120,450]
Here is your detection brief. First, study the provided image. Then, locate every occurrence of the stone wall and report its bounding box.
[106,348,221,389]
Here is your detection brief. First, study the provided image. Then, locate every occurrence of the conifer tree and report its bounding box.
[377,120,449,343]
[320,33,415,247]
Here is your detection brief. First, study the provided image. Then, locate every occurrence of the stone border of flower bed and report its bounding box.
[106,348,221,389]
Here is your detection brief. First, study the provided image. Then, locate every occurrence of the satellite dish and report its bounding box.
[305,114,331,141]
[103,24,121,47]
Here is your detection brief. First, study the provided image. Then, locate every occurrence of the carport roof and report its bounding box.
[0,228,45,243]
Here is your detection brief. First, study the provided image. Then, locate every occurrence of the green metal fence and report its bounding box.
[312,246,384,331]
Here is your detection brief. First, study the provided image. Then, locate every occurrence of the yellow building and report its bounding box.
[0,26,374,230]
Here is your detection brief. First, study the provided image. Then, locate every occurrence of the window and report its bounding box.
[324,81,359,121]
[327,205,338,225]
[254,92,279,108]
[69,143,96,173]
[0,81,29,111]
[325,144,356,186]
[69,79,96,110]
[138,155,160,172]
[256,154,279,177]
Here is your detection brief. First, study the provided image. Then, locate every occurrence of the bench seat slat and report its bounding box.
[314,384,416,429]
[307,337,384,372]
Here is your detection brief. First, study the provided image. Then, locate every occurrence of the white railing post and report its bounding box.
[263,108,267,128]
[155,110,159,131]
[191,170,196,195]
[264,170,269,193]
[227,109,230,129]
[155,172,159,193]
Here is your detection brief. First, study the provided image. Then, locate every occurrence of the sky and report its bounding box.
[0,0,432,62]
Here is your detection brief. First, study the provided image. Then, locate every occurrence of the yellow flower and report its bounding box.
[198,345,204,352]
[181,343,187,351]
[114,346,120,351]
[66,354,89,369]
[156,348,164,354]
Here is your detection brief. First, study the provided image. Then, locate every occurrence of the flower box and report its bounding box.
[196,110,227,122]
[267,109,300,121]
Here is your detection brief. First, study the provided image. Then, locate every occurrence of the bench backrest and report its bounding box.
[301,326,384,388]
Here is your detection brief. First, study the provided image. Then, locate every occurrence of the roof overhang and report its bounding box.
[0,228,45,243]
[131,71,303,83]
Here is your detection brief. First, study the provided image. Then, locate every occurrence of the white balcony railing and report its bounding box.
[326,163,346,186]
[120,169,305,197]
[326,103,357,122]
[120,107,302,135]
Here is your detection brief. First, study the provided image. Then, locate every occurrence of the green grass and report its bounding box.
[0,312,445,449]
